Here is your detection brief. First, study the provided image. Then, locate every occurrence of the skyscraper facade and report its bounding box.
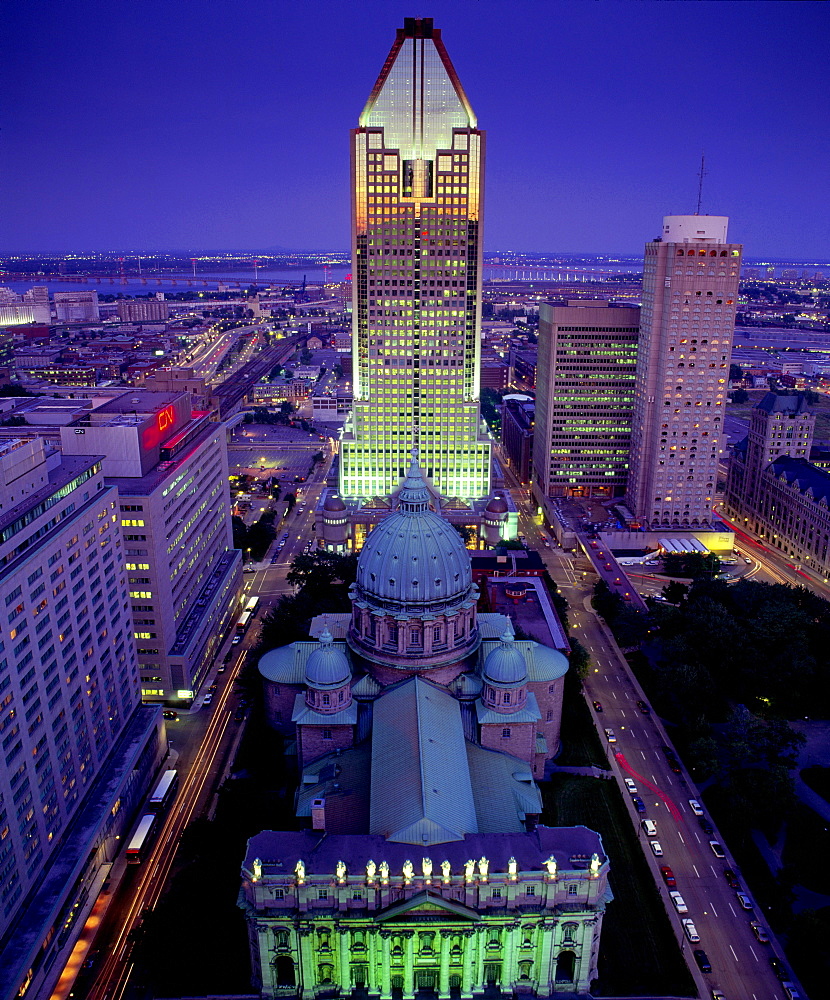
[338,18,491,501]
[533,301,639,503]
[627,216,741,528]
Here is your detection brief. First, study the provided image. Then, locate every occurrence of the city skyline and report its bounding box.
[2,0,828,259]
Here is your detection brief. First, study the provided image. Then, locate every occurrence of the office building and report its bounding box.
[53,291,99,324]
[242,455,609,997]
[0,437,163,1000]
[60,391,242,702]
[117,298,169,323]
[338,18,492,501]
[627,216,741,528]
[533,301,639,503]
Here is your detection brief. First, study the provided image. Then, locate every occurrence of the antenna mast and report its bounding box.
[695,152,707,215]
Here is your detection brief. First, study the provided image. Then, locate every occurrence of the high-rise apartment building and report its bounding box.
[0,438,163,1000]
[627,216,741,528]
[338,17,491,501]
[61,391,242,702]
[533,301,639,504]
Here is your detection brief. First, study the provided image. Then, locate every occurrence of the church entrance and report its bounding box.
[483,963,500,986]
[416,969,437,990]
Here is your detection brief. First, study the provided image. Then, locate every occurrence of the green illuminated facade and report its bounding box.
[533,302,639,500]
[339,17,491,501]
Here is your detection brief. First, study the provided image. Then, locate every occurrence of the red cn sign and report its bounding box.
[157,405,175,433]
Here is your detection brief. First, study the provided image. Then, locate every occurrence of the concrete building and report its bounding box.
[241,455,608,998]
[60,391,242,703]
[53,291,100,324]
[500,397,534,484]
[533,301,639,504]
[116,298,170,323]
[0,437,164,1000]
[626,216,741,528]
[338,18,492,501]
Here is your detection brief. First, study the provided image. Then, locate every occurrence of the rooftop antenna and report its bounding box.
[695,152,707,215]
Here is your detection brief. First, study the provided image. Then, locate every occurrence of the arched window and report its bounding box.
[317,964,334,985]
[274,929,290,950]
[555,951,576,982]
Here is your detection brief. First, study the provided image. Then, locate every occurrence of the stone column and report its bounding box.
[380,932,392,1000]
[339,928,350,992]
[403,931,415,999]
[368,930,378,994]
[461,929,475,997]
[298,928,316,1000]
[255,925,271,996]
[438,930,452,998]
[538,920,555,997]
[473,926,485,991]
[500,922,517,991]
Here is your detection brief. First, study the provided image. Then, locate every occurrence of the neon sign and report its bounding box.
[157,405,175,433]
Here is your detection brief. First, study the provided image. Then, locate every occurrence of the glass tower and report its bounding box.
[339,18,491,501]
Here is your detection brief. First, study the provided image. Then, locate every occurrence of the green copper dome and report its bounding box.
[354,452,474,614]
[482,631,528,687]
[304,629,351,689]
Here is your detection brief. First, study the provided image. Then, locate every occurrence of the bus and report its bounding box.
[244,595,260,617]
[148,769,178,812]
[125,813,158,864]
[235,610,252,636]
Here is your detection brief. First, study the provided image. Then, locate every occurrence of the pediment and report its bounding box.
[374,890,480,923]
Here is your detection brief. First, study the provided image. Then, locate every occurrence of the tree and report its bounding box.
[568,636,590,679]
[661,580,689,604]
[231,515,248,551]
[453,524,474,545]
[662,551,721,580]
[731,388,749,404]
[729,363,744,381]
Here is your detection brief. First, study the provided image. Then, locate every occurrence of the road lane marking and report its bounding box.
[640,751,647,759]
[728,903,737,917]
[693,832,701,843]
[620,709,626,718]
[711,865,718,876]
[729,944,738,962]
[692,864,700,877]
[749,944,758,962]
[677,832,684,844]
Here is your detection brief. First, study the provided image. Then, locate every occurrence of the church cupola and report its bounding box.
[304,629,353,713]
[481,631,528,713]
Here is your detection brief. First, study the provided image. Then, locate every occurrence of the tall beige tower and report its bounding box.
[627,216,742,528]
[339,18,491,501]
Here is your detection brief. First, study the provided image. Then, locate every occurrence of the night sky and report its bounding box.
[2,0,828,259]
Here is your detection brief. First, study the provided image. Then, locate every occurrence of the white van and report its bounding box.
[682,918,700,942]
[642,819,657,837]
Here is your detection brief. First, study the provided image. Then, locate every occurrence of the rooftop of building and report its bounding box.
[755,390,812,415]
[0,453,102,543]
[769,455,830,504]
[91,389,182,416]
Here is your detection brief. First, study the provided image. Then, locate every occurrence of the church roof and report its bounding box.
[482,632,528,686]
[479,639,569,683]
[465,743,543,830]
[370,677,477,845]
[291,693,358,727]
[756,391,810,415]
[354,452,475,615]
[475,692,541,726]
[305,629,351,689]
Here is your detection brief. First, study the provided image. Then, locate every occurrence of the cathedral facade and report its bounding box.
[239,456,610,997]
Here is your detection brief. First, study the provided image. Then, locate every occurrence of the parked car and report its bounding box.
[162,710,179,721]
[202,693,213,706]
[604,728,617,743]
[693,949,712,973]
[669,890,688,913]
[750,921,769,943]
[736,891,753,911]
[642,819,657,837]
[688,799,704,816]
[659,865,676,887]
[711,991,726,1000]
[709,840,725,858]
[682,919,700,942]
[723,867,740,888]
[592,700,603,712]
[769,957,788,979]
[781,982,801,1000]
[636,699,651,714]
[698,816,715,835]
[650,840,663,857]
[624,778,638,794]
[632,796,646,814]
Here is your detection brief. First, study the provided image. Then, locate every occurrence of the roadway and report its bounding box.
[494,459,799,1000]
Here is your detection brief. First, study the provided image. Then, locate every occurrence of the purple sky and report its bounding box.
[2,0,828,259]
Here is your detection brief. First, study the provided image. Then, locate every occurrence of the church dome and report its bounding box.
[354,453,474,614]
[485,495,508,515]
[482,632,528,686]
[305,629,351,689]
[324,494,347,512]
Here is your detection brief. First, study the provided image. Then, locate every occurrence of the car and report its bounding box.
[711,991,726,1000]
[624,778,638,794]
[660,866,676,887]
[682,919,700,942]
[202,693,213,706]
[669,890,688,913]
[709,840,725,858]
[781,982,801,1000]
[649,840,663,857]
[693,949,712,973]
[217,665,226,674]
[232,635,242,645]
[209,683,218,693]
[744,556,753,564]
[688,799,704,816]
[736,891,753,911]
[636,699,651,714]
[642,819,657,837]
[698,816,714,835]
[592,700,603,712]
[162,710,179,721]
[223,651,233,664]
[668,758,682,774]
[769,957,788,979]
[604,563,612,571]
[604,728,617,743]
[632,796,646,814]
[723,868,740,889]
[750,921,769,943]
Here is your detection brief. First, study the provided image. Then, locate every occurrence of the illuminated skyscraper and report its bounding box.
[627,215,742,528]
[339,17,491,501]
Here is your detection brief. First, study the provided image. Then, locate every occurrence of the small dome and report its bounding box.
[324,494,347,512]
[305,630,351,689]
[483,631,527,686]
[485,495,508,515]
